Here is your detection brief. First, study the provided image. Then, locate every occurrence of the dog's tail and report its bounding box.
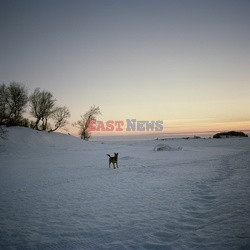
[106,154,111,158]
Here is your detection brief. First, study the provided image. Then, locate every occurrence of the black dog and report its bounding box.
[106,152,119,169]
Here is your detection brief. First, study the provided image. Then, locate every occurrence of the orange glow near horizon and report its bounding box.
[61,119,250,138]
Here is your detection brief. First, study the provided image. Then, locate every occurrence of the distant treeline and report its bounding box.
[213,131,248,138]
[0,82,101,140]
[0,82,70,132]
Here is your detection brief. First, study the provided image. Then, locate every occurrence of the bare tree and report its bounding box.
[7,82,28,126]
[30,88,56,130]
[74,105,101,140]
[0,84,8,125]
[0,82,28,126]
[48,106,70,132]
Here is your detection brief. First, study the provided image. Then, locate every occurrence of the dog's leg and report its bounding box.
[116,162,118,168]
[113,162,116,169]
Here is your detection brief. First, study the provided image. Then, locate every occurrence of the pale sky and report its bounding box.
[1,0,250,137]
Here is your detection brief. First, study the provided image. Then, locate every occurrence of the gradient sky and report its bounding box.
[1,0,250,136]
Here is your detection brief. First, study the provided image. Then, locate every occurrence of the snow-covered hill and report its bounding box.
[0,127,250,249]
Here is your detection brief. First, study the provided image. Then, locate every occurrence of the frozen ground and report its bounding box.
[0,127,250,249]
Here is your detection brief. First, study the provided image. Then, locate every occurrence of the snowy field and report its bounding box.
[0,127,250,249]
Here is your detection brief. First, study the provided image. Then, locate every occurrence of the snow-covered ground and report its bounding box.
[0,127,250,249]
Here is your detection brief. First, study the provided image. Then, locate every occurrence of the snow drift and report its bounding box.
[153,143,182,151]
[0,127,250,249]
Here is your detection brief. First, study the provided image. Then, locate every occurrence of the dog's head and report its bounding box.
[114,152,118,158]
